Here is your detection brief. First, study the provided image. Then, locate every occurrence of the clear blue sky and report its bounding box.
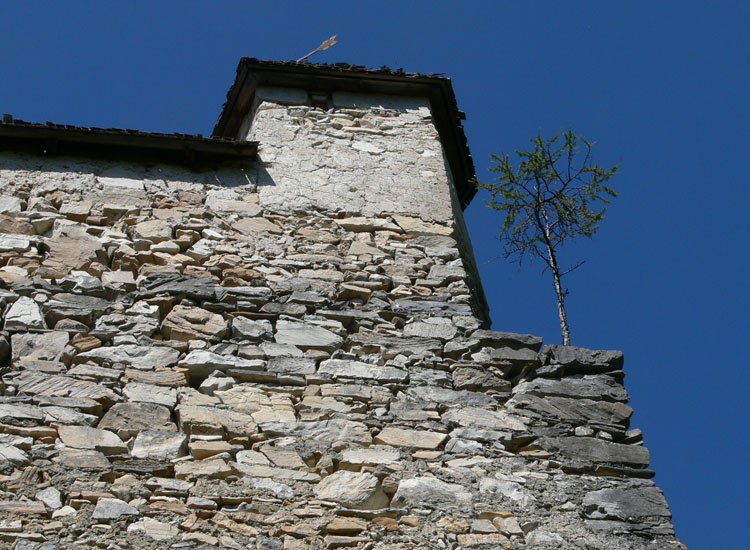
[2,2,747,547]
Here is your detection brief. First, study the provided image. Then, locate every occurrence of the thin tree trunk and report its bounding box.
[547,246,572,346]
[539,204,572,345]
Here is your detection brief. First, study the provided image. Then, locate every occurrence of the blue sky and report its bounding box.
[2,2,748,547]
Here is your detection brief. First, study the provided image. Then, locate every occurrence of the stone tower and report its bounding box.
[0,58,684,549]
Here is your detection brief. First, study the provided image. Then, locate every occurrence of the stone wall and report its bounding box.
[0,145,684,549]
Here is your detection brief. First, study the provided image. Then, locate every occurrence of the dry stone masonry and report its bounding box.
[0,59,684,549]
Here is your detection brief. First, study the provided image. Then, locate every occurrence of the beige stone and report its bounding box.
[374,427,447,450]
[161,305,228,342]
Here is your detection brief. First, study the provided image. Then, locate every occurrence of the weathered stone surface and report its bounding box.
[318,359,408,383]
[0,443,30,467]
[11,331,69,362]
[261,419,372,446]
[35,486,63,510]
[340,446,402,468]
[374,427,447,450]
[92,497,140,520]
[515,374,629,402]
[403,319,458,341]
[537,436,651,467]
[11,371,120,406]
[479,474,536,507]
[178,349,264,378]
[57,425,128,456]
[161,305,228,342]
[442,406,527,432]
[506,393,633,429]
[39,223,103,277]
[541,344,624,372]
[176,405,258,438]
[583,484,672,522]
[452,366,510,392]
[274,320,344,351]
[231,316,273,340]
[123,382,177,408]
[472,329,543,351]
[43,293,109,326]
[127,517,179,540]
[131,430,187,460]
[98,402,176,437]
[76,344,180,368]
[132,219,172,242]
[4,296,46,329]
[392,477,472,509]
[314,470,388,509]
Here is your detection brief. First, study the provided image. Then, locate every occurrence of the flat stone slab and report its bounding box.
[392,477,472,509]
[583,484,672,521]
[541,345,624,372]
[76,344,180,368]
[99,402,176,437]
[131,430,187,460]
[442,407,527,432]
[537,437,651,467]
[374,427,447,450]
[4,296,46,329]
[57,425,128,456]
[318,359,408,383]
[274,320,344,352]
[93,497,140,520]
[515,375,630,402]
[161,305,228,342]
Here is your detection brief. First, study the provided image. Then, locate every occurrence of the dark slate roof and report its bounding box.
[0,117,258,166]
[212,58,477,209]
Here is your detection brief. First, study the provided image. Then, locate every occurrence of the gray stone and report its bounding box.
[314,470,388,509]
[583,484,672,521]
[123,382,177,408]
[4,297,46,329]
[403,318,458,341]
[471,329,543,351]
[347,332,442,358]
[178,349,265,378]
[266,356,317,376]
[0,443,30,467]
[318,359,408,383]
[138,273,218,301]
[405,386,496,407]
[0,402,46,423]
[35,487,62,510]
[452,367,510,392]
[537,437,651,467]
[260,419,372,447]
[515,374,629,402]
[43,293,110,326]
[506,393,633,430]
[76,344,180,368]
[442,406,527,432]
[57,425,128,456]
[541,345,624,372]
[274,320,344,351]
[232,317,273,340]
[392,477,472,509]
[427,264,466,283]
[479,475,536,507]
[11,331,69,362]
[131,430,187,460]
